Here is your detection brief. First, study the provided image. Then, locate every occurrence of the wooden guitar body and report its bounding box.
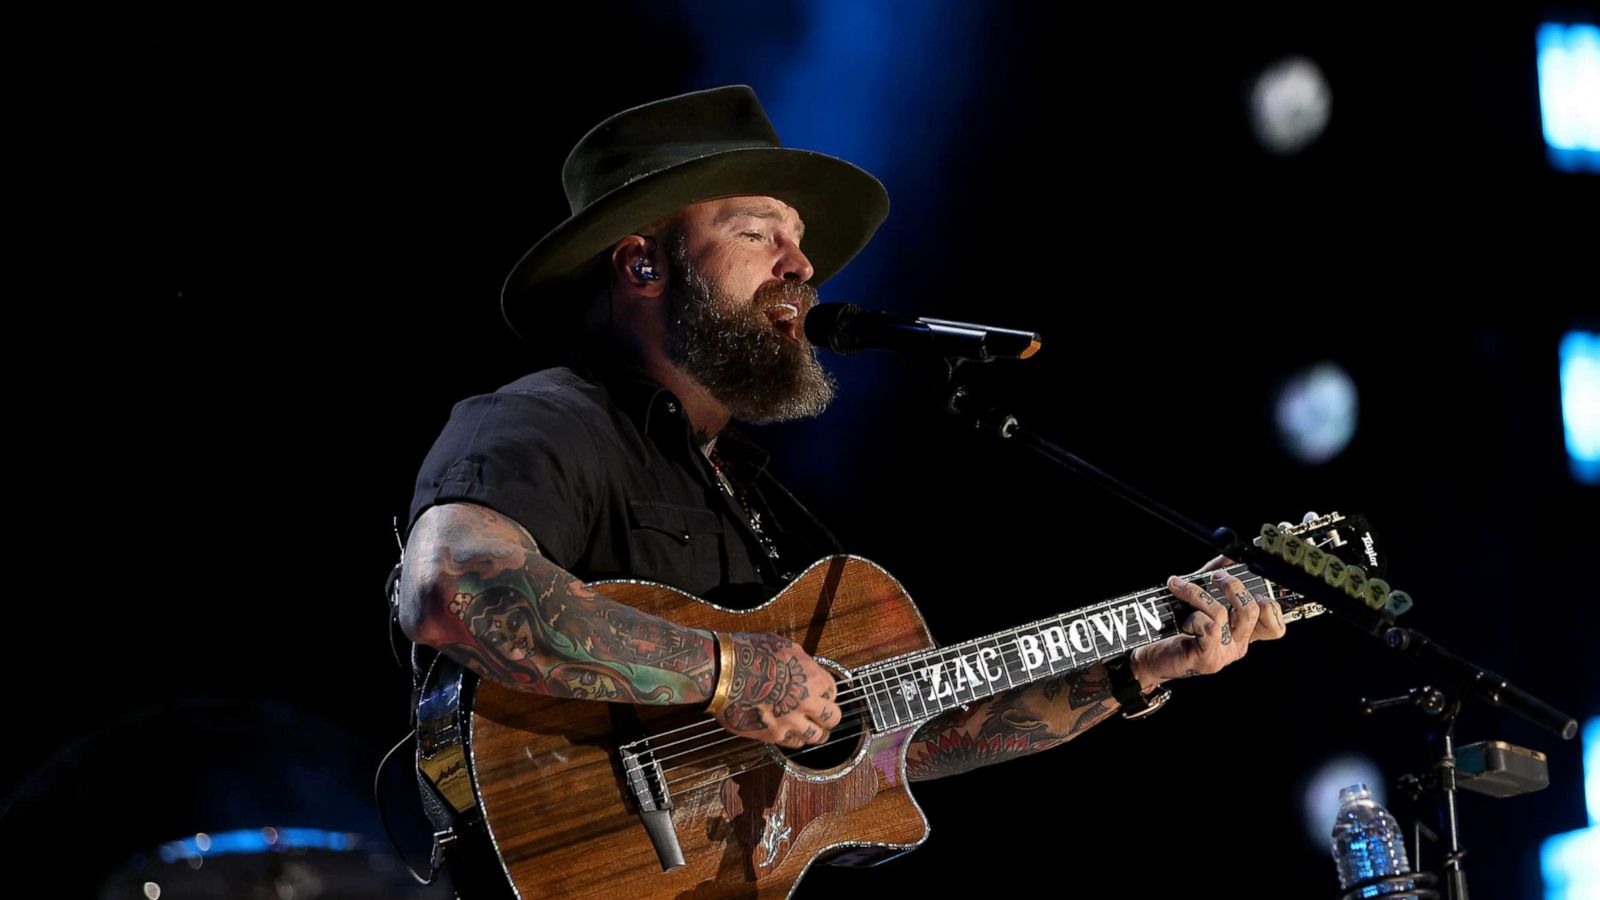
[414,512,1357,897]
[417,555,937,899]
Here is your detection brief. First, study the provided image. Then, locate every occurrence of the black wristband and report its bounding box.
[1104,654,1171,720]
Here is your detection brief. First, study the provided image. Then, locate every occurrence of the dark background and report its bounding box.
[8,2,1597,897]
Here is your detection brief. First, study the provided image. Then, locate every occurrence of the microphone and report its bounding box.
[803,303,1042,362]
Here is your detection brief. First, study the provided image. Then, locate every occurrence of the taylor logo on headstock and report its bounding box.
[1255,513,1410,616]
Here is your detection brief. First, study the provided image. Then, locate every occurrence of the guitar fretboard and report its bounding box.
[851,566,1280,732]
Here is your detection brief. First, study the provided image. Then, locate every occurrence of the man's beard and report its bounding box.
[663,236,837,424]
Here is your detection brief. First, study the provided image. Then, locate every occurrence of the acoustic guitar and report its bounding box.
[414,512,1377,898]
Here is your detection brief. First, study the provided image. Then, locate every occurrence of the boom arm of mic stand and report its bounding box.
[938,363,1579,742]
[1384,629,1579,740]
[941,367,1245,560]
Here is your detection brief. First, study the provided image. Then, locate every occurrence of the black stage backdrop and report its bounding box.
[8,5,1596,899]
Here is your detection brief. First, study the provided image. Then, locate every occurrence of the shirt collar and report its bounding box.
[578,360,772,475]
[582,360,677,433]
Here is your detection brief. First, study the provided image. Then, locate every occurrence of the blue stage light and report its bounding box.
[1275,362,1359,465]
[1537,23,1600,173]
[1560,331,1600,485]
[1541,717,1599,900]
[1250,55,1332,155]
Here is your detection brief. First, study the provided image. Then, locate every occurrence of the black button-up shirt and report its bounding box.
[407,362,843,609]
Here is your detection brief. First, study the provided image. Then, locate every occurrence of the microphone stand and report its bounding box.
[910,354,1578,900]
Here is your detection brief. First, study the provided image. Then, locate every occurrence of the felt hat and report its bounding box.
[500,84,890,341]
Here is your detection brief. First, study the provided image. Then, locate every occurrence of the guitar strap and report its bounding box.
[382,549,464,874]
[408,644,453,826]
[382,551,444,780]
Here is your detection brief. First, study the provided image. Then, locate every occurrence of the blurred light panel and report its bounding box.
[1541,717,1599,900]
[1250,55,1333,155]
[1276,362,1359,465]
[1537,23,1600,173]
[1303,754,1387,851]
[1561,331,1600,485]
[157,828,357,861]
[1590,719,1599,832]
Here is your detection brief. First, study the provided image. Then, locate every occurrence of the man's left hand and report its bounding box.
[1130,555,1288,686]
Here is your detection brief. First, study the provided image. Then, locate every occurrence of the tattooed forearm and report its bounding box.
[904,662,1119,782]
[401,502,717,704]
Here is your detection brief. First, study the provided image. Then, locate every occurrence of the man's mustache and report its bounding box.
[753,280,817,314]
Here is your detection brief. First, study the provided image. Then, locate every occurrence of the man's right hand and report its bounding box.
[713,632,840,748]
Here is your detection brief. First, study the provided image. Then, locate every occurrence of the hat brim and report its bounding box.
[500,147,889,343]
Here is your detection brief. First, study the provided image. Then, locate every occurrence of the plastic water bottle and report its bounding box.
[1331,783,1415,897]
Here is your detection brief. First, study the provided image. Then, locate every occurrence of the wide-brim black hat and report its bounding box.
[501,84,890,343]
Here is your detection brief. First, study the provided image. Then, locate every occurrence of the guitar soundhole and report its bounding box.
[776,676,870,773]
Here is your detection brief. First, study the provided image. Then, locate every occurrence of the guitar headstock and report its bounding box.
[1257,511,1389,623]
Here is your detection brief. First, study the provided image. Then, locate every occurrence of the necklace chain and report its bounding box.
[708,449,782,563]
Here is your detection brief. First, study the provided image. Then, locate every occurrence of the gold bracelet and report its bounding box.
[705,632,736,716]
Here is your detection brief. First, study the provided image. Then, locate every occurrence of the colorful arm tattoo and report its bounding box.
[903,663,1119,782]
[402,503,718,704]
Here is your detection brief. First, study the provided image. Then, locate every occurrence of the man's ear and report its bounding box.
[611,234,665,298]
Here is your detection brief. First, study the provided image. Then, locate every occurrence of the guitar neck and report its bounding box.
[852,564,1301,733]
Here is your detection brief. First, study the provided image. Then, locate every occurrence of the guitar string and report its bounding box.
[646,570,1299,794]
[621,532,1343,765]
[632,567,1280,774]
[630,568,1293,790]
[507,530,1350,825]
[645,571,1285,790]
[629,563,1271,756]
[511,567,1310,827]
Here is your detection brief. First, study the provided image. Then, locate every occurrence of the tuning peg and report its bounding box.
[1302,511,1320,523]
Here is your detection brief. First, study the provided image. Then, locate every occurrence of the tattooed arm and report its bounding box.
[903,659,1135,782]
[398,501,839,746]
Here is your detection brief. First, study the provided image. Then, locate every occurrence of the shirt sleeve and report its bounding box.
[406,388,604,569]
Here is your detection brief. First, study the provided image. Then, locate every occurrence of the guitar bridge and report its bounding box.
[620,738,684,871]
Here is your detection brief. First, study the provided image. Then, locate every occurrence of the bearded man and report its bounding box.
[397,85,1281,781]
